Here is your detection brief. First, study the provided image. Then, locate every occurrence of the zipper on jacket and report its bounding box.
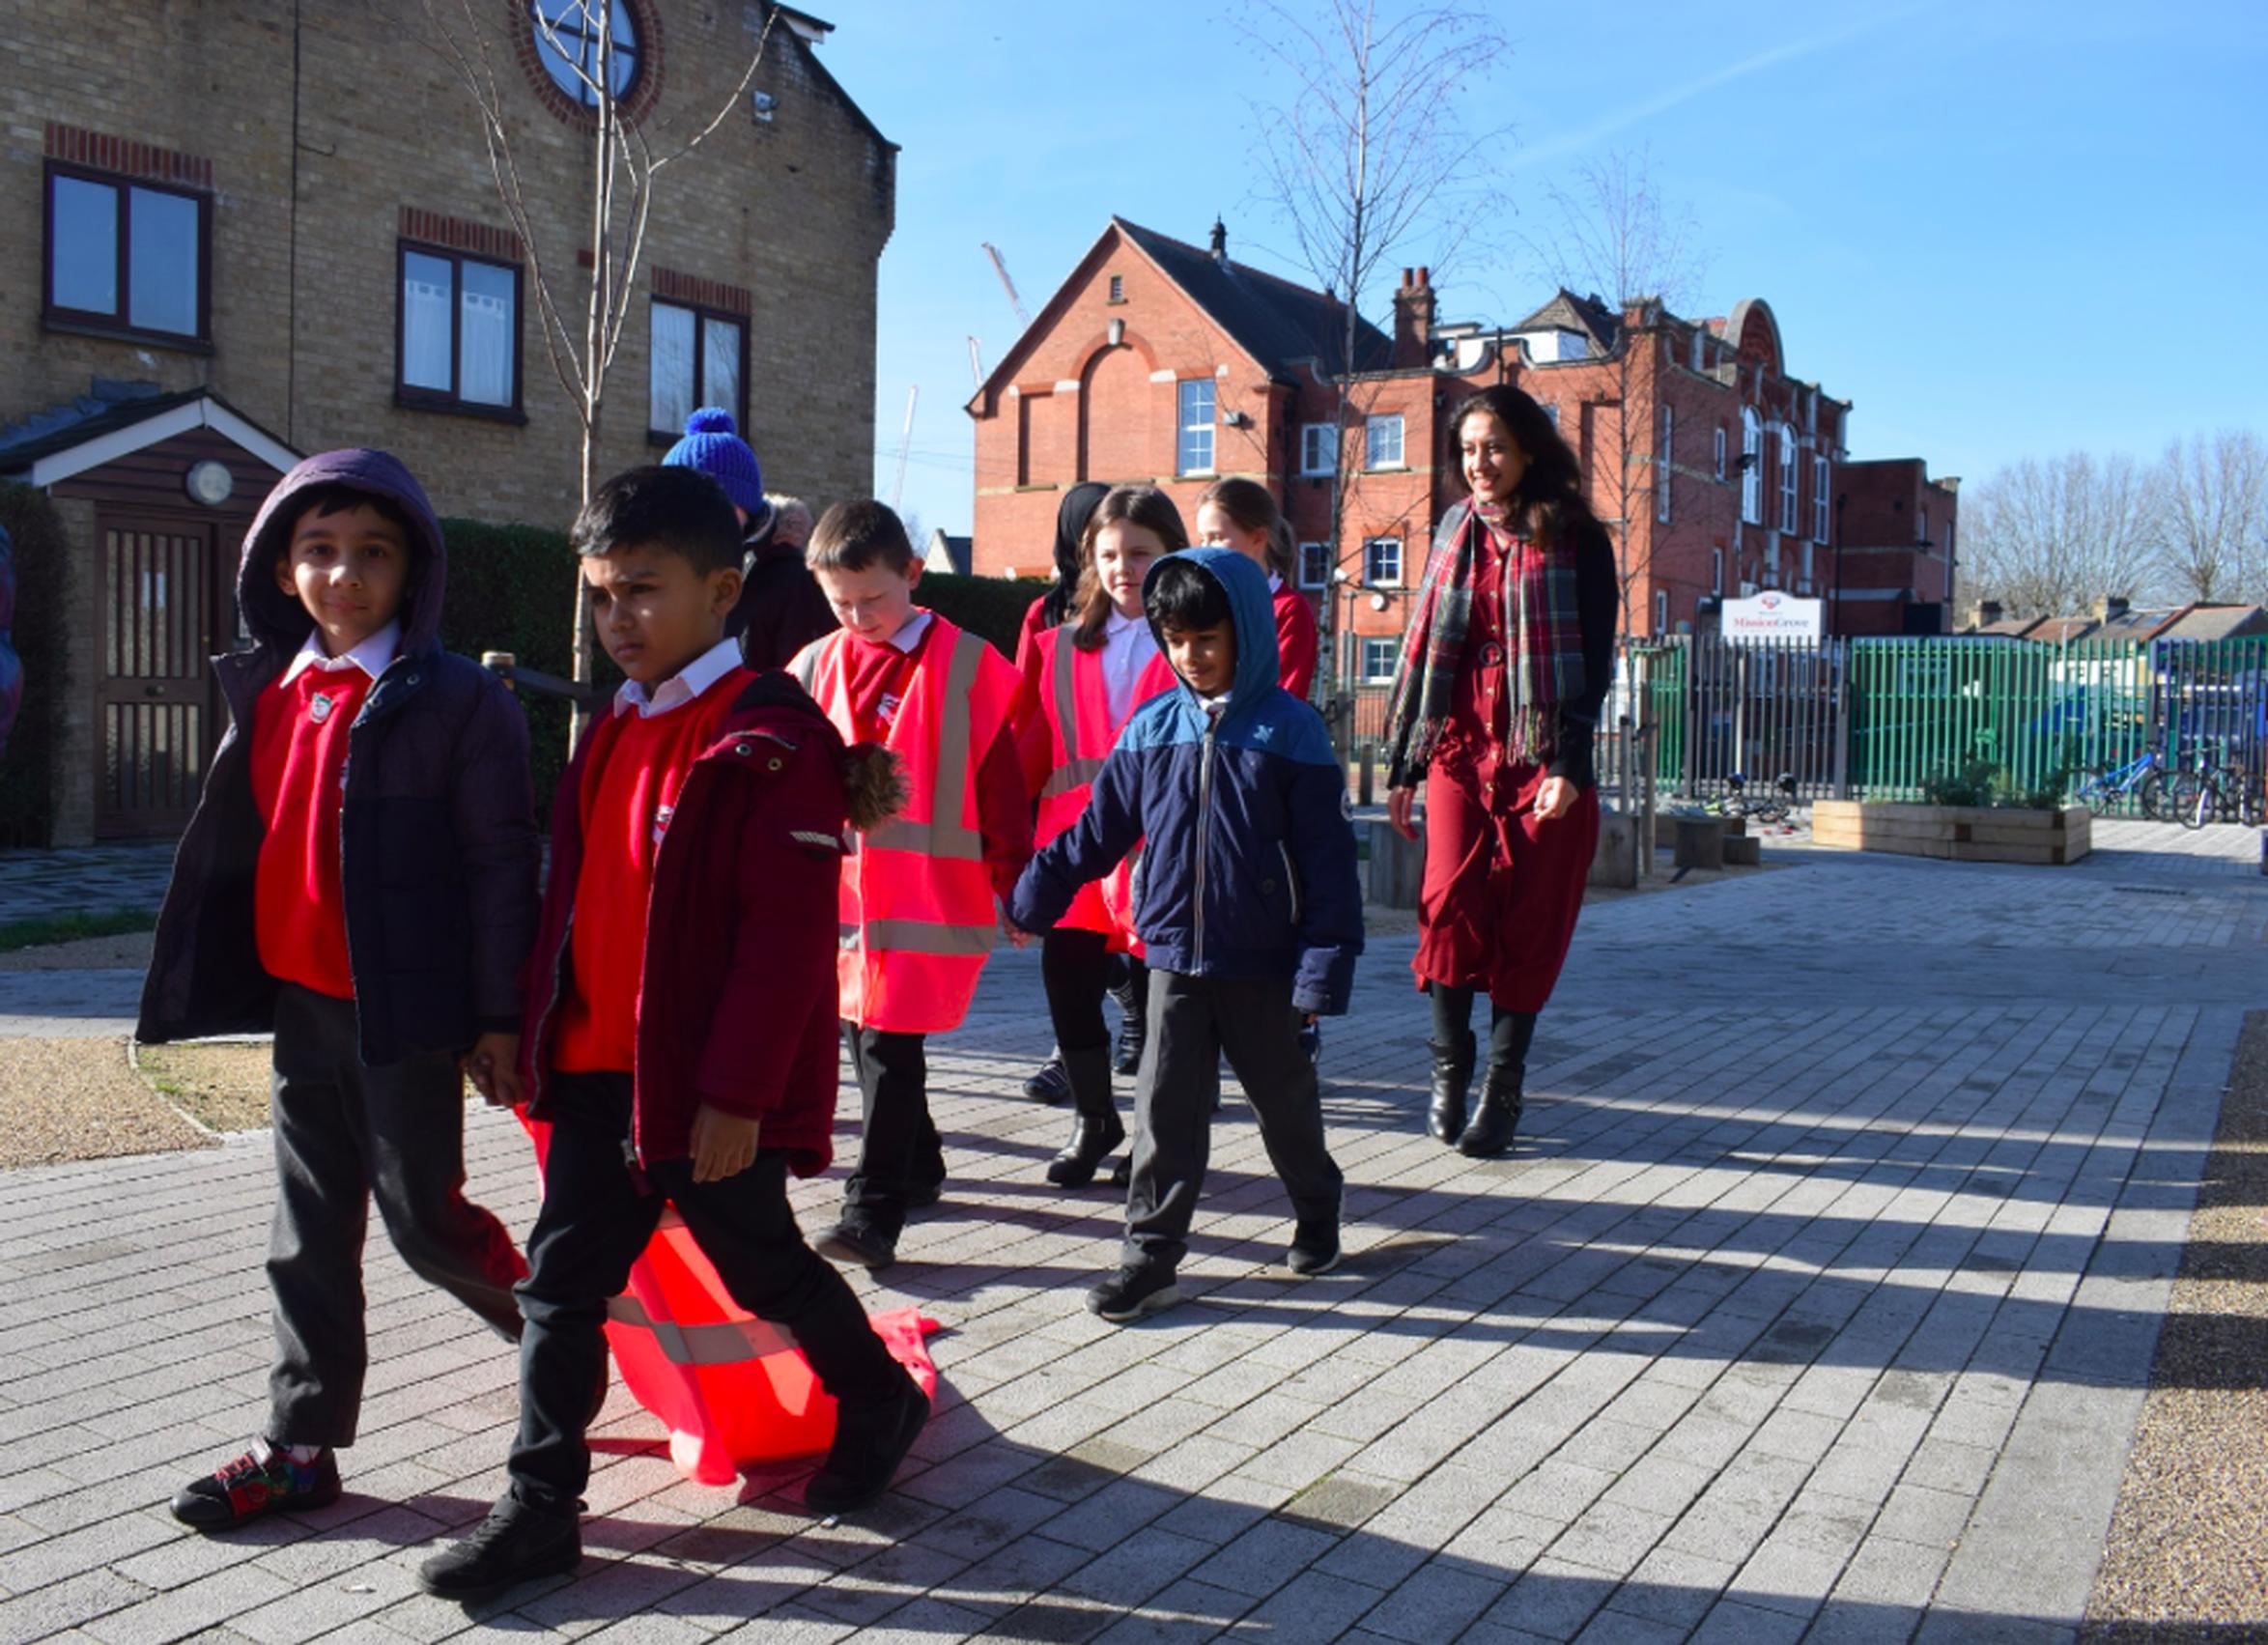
[1194,708,1220,971]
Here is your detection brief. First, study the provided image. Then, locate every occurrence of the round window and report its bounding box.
[529,1,641,107]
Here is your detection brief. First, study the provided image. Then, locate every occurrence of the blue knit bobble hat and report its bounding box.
[663,408,765,515]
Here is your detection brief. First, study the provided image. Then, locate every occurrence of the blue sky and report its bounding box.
[823,0,2266,539]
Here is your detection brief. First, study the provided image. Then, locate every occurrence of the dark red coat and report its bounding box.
[519,671,853,1175]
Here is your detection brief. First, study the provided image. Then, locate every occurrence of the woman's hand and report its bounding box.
[1533,776,1578,822]
[1388,785,1420,841]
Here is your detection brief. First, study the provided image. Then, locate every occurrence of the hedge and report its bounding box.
[914,570,1046,658]
[0,486,70,849]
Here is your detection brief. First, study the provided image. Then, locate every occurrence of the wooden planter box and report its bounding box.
[1810,801,2091,865]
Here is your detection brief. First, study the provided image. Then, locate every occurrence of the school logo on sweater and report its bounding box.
[309,693,335,725]
[652,803,675,846]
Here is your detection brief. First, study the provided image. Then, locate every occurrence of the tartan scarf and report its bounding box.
[1383,496,1587,781]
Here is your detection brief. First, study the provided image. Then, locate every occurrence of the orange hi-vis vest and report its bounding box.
[1033,623,1176,940]
[794,615,1017,1033]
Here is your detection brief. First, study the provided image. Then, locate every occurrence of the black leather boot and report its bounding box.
[1458,1010,1536,1158]
[1426,1031,1476,1144]
[1046,1046,1125,1187]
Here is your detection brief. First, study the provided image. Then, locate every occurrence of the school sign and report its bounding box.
[1721,592,1825,644]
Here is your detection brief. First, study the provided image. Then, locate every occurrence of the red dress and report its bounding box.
[1413,526,1600,1012]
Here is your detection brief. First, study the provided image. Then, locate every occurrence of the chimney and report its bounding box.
[2093,595,2130,623]
[1208,217,1227,261]
[1972,600,2003,630]
[1391,266,1436,368]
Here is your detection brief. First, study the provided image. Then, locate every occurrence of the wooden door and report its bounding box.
[95,513,225,837]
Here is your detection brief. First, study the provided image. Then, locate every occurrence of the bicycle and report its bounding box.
[2069,750,2170,820]
[2169,740,2265,830]
[1703,771,1800,826]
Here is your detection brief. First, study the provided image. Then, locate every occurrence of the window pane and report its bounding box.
[128,188,199,335]
[703,317,743,423]
[459,259,516,407]
[402,252,454,391]
[650,301,695,434]
[608,0,638,96]
[50,175,118,315]
[1366,415,1403,468]
[1177,379,1214,475]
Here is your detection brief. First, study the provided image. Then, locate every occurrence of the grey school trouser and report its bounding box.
[265,983,526,1448]
[1123,970,1344,1273]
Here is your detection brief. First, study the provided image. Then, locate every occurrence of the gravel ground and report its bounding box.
[134,1041,274,1133]
[2083,1007,2268,1641]
[0,1036,213,1168]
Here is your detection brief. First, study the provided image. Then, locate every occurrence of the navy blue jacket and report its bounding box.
[1010,548,1363,1015]
[138,449,539,1065]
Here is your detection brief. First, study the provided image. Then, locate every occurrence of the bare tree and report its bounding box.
[1960,452,2163,619]
[1239,0,1509,711]
[419,0,778,731]
[1520,147,1711,631]
[2158,430,2268,604]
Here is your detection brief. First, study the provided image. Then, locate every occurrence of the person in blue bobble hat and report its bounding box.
[664,409,834,670]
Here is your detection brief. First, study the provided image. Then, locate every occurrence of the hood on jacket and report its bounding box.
[1145,545,1282,721]
[238,449,449,658]
[1042,481,1113,625]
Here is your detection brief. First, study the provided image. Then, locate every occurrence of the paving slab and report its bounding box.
[0,821,2258,1639]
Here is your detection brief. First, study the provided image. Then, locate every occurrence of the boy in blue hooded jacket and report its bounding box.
[1011,548,1362,1320]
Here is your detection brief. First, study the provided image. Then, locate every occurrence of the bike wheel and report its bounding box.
[2136,772,2169,822]
[2171,774,2212,831]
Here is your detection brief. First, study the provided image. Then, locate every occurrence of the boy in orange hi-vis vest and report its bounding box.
[791,501,1032,1270]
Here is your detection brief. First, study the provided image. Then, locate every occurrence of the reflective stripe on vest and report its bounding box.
[862,628,988,862]
[606,1293,799,1366]
[839,919,996,956]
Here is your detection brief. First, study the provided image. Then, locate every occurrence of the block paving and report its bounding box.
[0,816,2260,1641]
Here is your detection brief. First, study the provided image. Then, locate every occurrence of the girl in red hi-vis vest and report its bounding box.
[1195,477,1319,702]
[1018,486,1187,1188]
[790,501,1032,1272]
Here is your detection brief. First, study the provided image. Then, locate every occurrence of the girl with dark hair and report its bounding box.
[1019,486,1188,1185]
[1195,477,1318,700]
[1379,384,1617,1158]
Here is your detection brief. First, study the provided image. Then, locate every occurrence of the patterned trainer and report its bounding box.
[171,1441,342,1530]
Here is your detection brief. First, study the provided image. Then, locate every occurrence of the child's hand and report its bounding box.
[689,1104,762,1183]
[462,1033,523,1108]
[1387,785,1420,840]
[999,908,1032,948]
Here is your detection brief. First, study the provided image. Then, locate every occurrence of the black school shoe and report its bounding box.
[1287,1218,1342,1277]
[417,1494,582,1602]
[814,1217,898,1271]
[171,1442,341,1530]
[1087,1262,1181,1322]
[806,1371,930,1515]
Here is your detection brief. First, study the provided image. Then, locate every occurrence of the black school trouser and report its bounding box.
[509,1071,905,1510]
[264,983,527,1449]
[840,1024,946,1239]
[1124,971,1344,1273]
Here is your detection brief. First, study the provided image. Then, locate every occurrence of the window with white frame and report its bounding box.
[1363,537,1403,586]
[1107,273,1124,303]
[1812,455,1830,541]
[1177,378,1216,475]
[1360,637,1401,684]
[1740,409,1762,523]
[1715,425,1727,481]
[1297,541,1329,589]
[1801,542,1815,588]
[1712,546,1724,596]
[1299,424,1336,476]
[1764,543,1781,587]
[1656,405,1674,524]
[1778,423,1799,534]
[1365,413,1404,469]
[1654,590,1669,634]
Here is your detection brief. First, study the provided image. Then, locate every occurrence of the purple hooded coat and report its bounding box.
[137,449,540,1064]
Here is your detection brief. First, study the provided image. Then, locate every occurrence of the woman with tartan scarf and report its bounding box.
[1380,384,1617,1158]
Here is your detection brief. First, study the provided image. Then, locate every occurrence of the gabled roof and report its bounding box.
[0,383,298,485]
[2150,604,2268,642]
[1508,288,1621,352]
[1111,218,1392,383]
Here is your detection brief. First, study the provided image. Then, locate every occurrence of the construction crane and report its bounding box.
[967,336,986,392]
[981,242,1031,329]
[890,384,918,513]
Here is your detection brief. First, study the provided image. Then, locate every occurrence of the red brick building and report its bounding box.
[967,217,1960,692]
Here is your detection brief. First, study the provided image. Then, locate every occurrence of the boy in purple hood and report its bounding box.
[140,449,539,1530]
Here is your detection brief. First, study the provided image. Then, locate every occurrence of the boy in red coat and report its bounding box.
[418,468,927,1602]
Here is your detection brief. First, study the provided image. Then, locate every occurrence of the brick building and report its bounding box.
[0,1,893,842]
[967,217,1958,699]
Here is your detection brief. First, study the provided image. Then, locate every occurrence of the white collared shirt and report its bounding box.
[1268,572,1284,594]
[282,621,401,687]
[611,638,742,720]
[1100,607,1161,727]
[883,609,934,654]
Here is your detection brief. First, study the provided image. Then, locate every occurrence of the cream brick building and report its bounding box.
[0,1,894,841]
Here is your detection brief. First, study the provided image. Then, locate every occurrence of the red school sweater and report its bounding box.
[553,669,752,1072]
[250,666,375,1000]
